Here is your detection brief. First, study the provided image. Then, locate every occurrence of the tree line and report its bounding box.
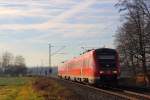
[115,0,150,79]
[0,52,27,76]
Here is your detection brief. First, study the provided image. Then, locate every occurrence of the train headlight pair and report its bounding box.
[100,71,118,74]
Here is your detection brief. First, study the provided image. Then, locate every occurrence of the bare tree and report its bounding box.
[0,52,27,76]
[14,55,26,67]
[115,0,150,84]
[2,52,14,72]
[14,55,27,76]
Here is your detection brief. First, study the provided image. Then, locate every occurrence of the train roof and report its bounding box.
[95,48,116,53]
[61,49,94,65]
[60,48,117,66]
[82,48,116,54]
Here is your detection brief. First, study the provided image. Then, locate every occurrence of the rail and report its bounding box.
[52,76,150,100]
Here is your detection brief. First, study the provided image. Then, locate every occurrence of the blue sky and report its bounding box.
[0,0,120,66]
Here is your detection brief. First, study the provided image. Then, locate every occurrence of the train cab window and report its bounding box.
[95,48,117,69]
[98,55,116,63]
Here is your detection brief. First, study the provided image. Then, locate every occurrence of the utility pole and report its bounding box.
[49,44,53,67]
[48,44,66,68]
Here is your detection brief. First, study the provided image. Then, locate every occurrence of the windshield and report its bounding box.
[97,55,116,62]
[96,55,116,68]
[95,49,117,69]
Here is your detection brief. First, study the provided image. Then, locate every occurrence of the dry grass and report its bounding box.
[15,81,43,100]
[33,77,79,100]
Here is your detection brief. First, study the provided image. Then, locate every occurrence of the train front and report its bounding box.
[94,48,120,85]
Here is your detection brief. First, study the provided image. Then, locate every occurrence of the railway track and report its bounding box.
[51,77,150,100]
[101,86,150,100]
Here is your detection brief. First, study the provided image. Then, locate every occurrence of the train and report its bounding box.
[58,48,120,85]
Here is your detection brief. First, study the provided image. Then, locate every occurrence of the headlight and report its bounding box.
[113,71,117,74]
[100,71,104,74]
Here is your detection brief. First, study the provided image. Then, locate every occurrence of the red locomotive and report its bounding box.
[58,48,120,85]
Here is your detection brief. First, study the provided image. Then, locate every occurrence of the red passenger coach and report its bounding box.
[58,48,120,85]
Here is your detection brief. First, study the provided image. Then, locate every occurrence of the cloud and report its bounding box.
[0,0,97,28]
[0,0,119,43]
[0,0,120,66]
[0,0,118,31]
[0,0,77,21]
[0,6,61,18]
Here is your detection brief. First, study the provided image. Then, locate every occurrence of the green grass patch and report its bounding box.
[0,77,44,100]
[0,77,29,86]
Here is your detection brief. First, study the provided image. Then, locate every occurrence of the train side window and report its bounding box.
[85,59,87,67]
[84,60,86,67]
[85,59,88,67]
[83,59,85,67]
[80,60,83,67]
[89,58,93,66]
[70,62,73,69]
[80,59,83,67]
[74,62,76,68]
[72,62,73,68]
[76,61,78,67]
[80,60,82,67]
[77,61,79,67]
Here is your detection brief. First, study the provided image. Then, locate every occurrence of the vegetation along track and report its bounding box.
[51,76,150,100]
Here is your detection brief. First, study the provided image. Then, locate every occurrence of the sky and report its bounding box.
[0,0,120,67]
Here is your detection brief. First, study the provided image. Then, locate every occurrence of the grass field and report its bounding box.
[0,77,43,100]
[0,77,77,100]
